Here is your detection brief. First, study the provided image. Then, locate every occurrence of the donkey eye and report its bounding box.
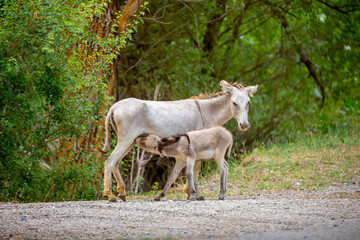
[247,101,251,106]
[233,102,238,107]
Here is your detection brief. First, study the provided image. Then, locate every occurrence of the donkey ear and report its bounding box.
[246,84,258,98]
[220,80,235,93]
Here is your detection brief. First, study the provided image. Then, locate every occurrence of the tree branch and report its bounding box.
[118,21,191,79]
[299,54,325,108]
[315,0,360,14]
[272,5,326,108]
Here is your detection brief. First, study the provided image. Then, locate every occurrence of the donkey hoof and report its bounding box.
[109,197,117,202]
[154,197,161,201]
[197,196,205,201]
[219,196,225,200]
[119,194,126,202]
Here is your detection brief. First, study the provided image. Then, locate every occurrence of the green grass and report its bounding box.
[128,123,360,200]
[216,123,360,198]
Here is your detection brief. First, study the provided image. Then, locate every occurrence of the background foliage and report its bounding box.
[119,0,359,150]
[1,0,359,202]
[0,0,146,202]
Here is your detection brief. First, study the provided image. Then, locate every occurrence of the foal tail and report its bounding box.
[225,140,233,161]
[101,109,113,153]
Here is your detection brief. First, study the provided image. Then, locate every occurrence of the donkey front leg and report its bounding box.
[154,159,186,201]
[185,158,196,201]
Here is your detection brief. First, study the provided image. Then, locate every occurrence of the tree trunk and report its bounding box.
[56,0,147,193]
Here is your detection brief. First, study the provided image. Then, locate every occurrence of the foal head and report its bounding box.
[220,80,258,131]
[135,134,190,159]
[135,135,162,153]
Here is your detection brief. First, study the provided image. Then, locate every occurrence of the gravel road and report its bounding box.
[1,185,359,240]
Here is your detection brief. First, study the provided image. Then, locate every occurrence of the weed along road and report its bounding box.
[1,185,359,240]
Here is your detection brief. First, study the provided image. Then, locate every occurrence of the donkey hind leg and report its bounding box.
[103,140,133,202]
[185,158,196,201]
[113,144,133,201]
[215,156,226,200]
[154,159,186,201]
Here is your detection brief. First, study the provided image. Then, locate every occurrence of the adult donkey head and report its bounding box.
[220,80,258,131]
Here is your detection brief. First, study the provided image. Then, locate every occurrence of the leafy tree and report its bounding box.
[113,0,359,149]
[0,0,147,202]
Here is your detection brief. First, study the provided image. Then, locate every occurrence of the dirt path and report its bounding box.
[1,185,359,240]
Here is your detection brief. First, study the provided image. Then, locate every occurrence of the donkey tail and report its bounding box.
[101,110,112,153]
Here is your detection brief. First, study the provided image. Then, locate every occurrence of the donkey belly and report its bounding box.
[149,122,197,137]
[144,102,202,137]
[196,150,216,160]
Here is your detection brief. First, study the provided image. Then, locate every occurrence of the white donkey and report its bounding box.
[102,80,258,201]
[135,126,232,201]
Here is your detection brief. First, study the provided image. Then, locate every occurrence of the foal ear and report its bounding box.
[246,84,258,98]
[220,80,235,93]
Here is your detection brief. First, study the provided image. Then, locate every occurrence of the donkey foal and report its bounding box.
[136,126,233,201]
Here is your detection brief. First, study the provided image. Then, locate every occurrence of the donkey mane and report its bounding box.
[190,82,247,99]
[190,91,225,100]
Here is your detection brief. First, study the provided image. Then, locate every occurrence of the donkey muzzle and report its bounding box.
[238,122,250,131]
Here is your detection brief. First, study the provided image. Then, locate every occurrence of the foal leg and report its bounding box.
[154,159,186,201]
[223,160,229,194]
[186,157,196,201]
[193,161,205,200]
[194,161,205,201]
[184,161,204,200]
[215,156,227,200]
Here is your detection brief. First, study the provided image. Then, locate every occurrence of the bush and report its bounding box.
[0,0,132,202]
